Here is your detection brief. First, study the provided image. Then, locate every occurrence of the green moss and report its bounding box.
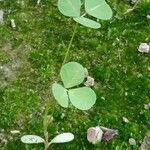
[0,0,150,149]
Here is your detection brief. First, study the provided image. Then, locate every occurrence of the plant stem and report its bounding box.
[62,23,78,65]
[124,0,140,15]
[43,100,50,150]
[43,23,78,150]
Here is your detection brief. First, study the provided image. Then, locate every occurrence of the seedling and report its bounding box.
[21,133,74,149]
[52,62,96,110]
[21,0,113,149]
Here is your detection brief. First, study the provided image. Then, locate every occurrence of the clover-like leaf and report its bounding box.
[21,135,44,144]
[50,133,74,144]
[73,16,101,29]
[68,87,96,110]
[60,62,85,88]
[58,0,81,17]
[52,83,69,108]
[85,0,113,20]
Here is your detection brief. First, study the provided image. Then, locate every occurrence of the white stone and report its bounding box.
[84,76,94,87]
[129,138,136,146]
[138,43,150,53]
[10,130,20,134]
[123,117,129,123]
[87,126,103,144]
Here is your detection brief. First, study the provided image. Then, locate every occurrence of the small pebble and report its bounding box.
[84,76,94,87]
[140,131,150,150]
[138,43,150,53]
[129,138,136,146]
[10,130,20,134]
[99,126,118,142]
[87,126,103,144]
[102,129,118,142]
[61,113,65,119]
[123,117,129,123]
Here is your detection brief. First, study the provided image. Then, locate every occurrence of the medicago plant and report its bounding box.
[21,0,113,149]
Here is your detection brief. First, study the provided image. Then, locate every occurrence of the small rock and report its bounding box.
[129,138,136,146]
[140,131,150,150]
[10,19,16,28]
[61,113,65,119]
[87,126,103,144]
[84,76,94,87]
[102,129,118,142]
[123,117,129,123]
[138,43,150,53]
[10,130,20,134]
[0,10,4,25]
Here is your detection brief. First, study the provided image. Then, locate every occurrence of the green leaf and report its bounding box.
[73,16,101,29]
[85,0,113,20]
[58,0,81,17]
[60,62,85,88]
[21,135,44,144]
[50,133,74,144]
[68,87,96,110]
[52,83,69,108]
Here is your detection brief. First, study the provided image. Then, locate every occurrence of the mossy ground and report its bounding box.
[0,0,150,149]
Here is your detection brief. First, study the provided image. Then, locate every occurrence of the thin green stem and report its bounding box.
[43,23,78,150]
[43,102,50,150]
[124,0,140,14]
[43,91,54,150]
[62,23,78,65]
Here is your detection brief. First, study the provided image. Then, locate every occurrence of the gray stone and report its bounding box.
[140,131,150,150]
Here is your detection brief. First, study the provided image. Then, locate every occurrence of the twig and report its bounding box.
[124,0,140,15]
